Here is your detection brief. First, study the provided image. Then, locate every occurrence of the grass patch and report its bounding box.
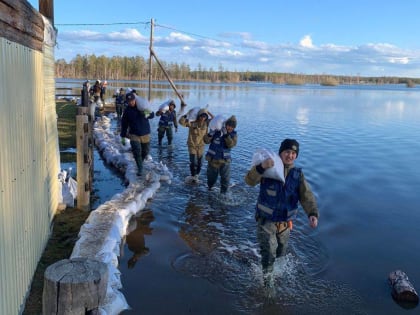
[56,100,77,155]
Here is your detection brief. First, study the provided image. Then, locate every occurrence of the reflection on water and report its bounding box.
[65,80,420,314]
[125,210,154,269]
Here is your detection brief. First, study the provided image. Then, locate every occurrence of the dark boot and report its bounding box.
[189,163,196,177]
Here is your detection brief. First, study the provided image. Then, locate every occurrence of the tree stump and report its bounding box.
[43,258,108,315]
[388,270,419,305]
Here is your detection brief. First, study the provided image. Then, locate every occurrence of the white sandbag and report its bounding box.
[158,99,173,113]
[251,148,285,183]
[209,114,225,131]
[135,95,152,112]
[186,106,200,121]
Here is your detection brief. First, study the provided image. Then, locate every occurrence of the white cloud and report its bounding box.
[55,28,420,77]
[299,35,314,48]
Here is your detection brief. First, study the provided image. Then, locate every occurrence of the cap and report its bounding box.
[126,93,135,102]
[279,139,299,157]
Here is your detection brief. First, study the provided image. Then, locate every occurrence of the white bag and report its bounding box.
[135,95,152,112]
[186,106,200,122]
[208,114,225,131]
[251,148,285,183]
[158,99,172,113]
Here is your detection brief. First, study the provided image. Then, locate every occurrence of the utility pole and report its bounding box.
[148,18,154,102]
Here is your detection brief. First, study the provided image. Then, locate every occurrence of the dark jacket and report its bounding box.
[157,110,178,128]
[120,106,154,137]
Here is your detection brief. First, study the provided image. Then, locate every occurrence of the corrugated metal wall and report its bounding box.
[0,37,60,314]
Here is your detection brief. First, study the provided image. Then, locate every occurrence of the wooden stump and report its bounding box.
[43,258,108,315]
[388,270,419,304]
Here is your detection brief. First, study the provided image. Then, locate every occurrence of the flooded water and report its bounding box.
[61,80,420,314]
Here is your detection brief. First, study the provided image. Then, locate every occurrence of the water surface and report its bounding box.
[63,80,420,314]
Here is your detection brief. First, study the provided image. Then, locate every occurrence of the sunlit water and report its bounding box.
[60,80,420,314]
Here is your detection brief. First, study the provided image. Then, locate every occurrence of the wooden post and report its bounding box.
[389,270,419,304]
[81,81,90,107]
[39,0,54,25]
[148,18,154,102]
[42,258,108,315]
[150,48,187,106]
[76,114,90,210]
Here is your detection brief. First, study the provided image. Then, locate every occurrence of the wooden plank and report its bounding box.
[39,0,54,25]
[0,0,44,50]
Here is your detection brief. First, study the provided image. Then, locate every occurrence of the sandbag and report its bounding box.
[186,106,200,122]
[209,114,225,131]
[251,148,285,183]
[158,99,173,113]
[135,95,152,112]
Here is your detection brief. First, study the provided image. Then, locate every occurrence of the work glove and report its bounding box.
[121,137,126,145]
[148,111,155,119]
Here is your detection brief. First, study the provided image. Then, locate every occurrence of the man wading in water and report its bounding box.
[245,139,319,280]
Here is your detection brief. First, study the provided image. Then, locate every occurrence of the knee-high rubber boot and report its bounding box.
[189,163,196,177]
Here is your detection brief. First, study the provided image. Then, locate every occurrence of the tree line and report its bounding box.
[55,54,419,86]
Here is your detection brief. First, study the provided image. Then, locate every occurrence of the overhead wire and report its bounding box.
[55,20,227,44]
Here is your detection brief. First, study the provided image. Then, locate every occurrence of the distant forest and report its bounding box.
[56,54,419,86]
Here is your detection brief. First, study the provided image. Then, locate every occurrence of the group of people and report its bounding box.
[118,90,319,276]
[119,91,238,195]
[89,79,107,104]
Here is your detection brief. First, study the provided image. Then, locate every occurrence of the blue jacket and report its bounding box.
[120,106,154,137]
[115,94,125,105]
[205,130,237,161]
[158,110,178,128]
[255,167,302,222]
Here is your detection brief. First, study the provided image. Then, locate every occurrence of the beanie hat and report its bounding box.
[279,139,299,157]
[225,115,237,128]
[126,93,135,102]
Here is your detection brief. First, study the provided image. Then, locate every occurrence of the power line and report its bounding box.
[55,21,150,26]
[55,20,226,44]
[155,23,223,43]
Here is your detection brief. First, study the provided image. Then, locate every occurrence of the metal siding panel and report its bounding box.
[0,36,56,314]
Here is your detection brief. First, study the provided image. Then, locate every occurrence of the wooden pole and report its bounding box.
[150,48,186,106]
[76,114,90,211]
[148,18,154,102]
[39,0,54,25]
[42,258,108,315]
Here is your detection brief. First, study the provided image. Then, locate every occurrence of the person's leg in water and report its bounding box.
[219,162,231,194]
[207,162,219,190]
[194,155,203,181]
[167,126,173,145]
[141,142,150,161]
[189,153,197,177]
[130,140,143,176]
[157,126,165,146]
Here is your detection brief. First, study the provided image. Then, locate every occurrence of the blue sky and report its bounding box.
[28,0,420,77]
